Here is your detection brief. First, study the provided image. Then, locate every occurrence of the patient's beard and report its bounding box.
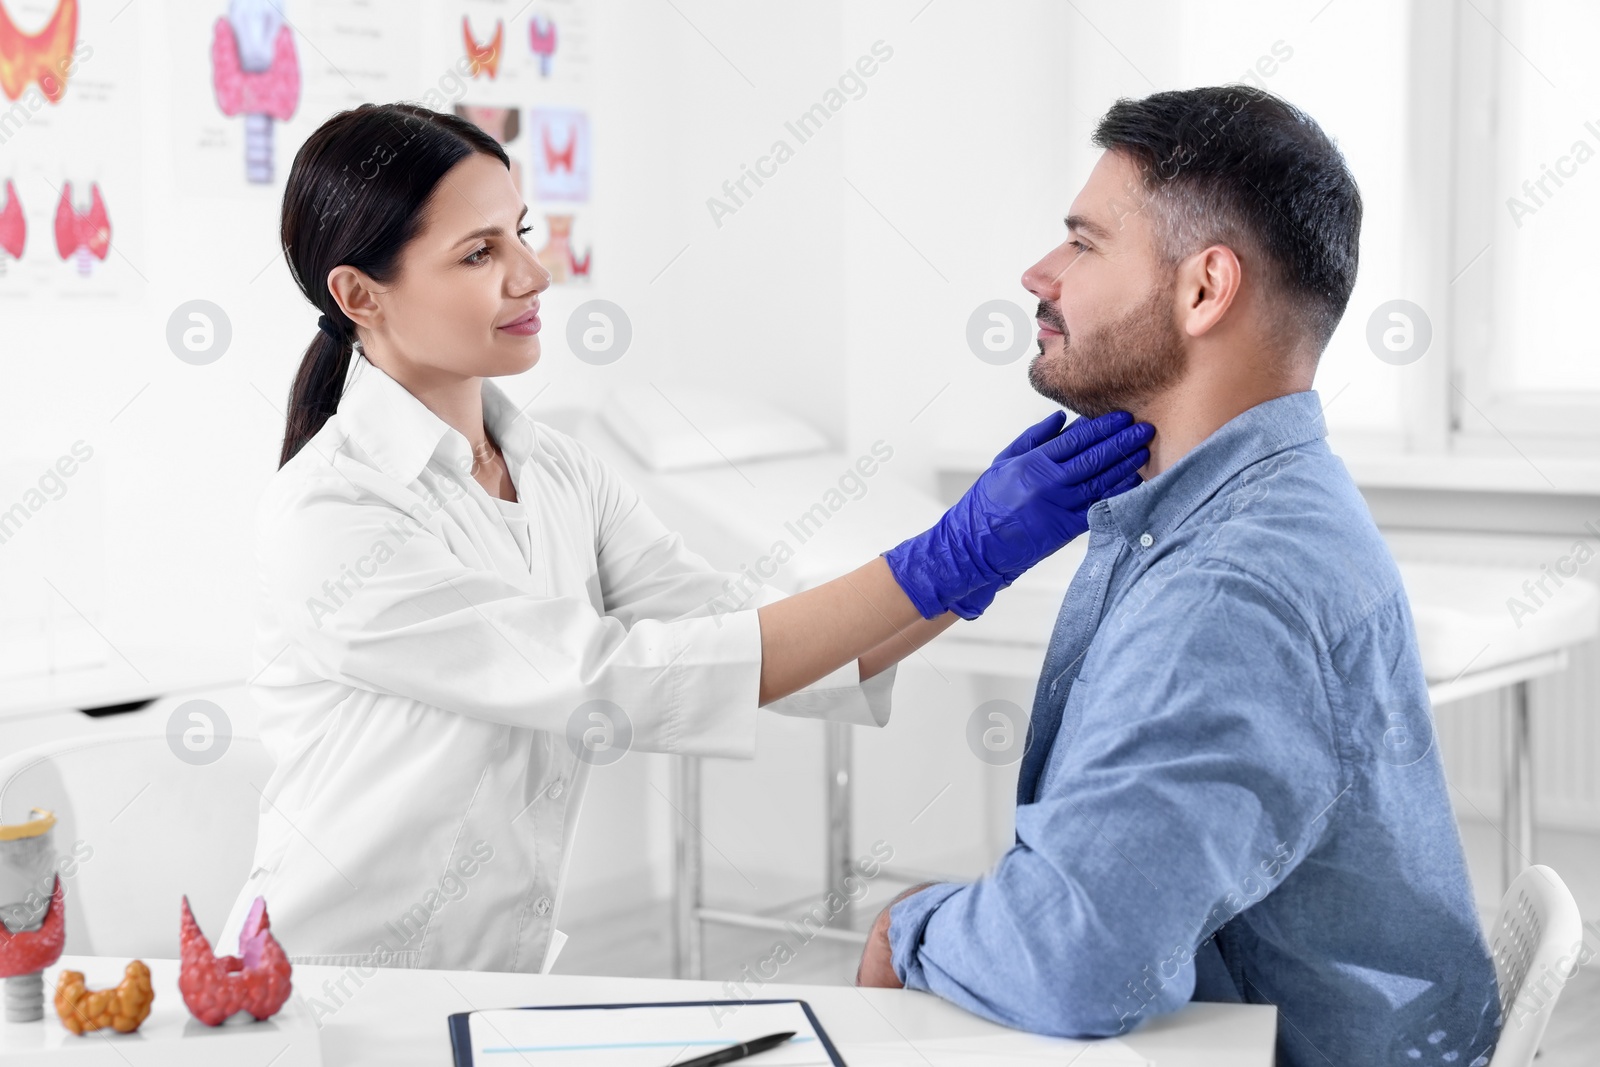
[1028,279,1188,418]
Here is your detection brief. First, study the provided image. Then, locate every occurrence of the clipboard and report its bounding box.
[447,998,848,1066]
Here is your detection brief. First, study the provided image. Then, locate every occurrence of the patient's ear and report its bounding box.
[1174,243,1243,340]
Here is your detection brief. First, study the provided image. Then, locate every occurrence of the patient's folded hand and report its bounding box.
[855,880,938,988]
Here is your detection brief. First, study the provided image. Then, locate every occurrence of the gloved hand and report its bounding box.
[946,412,1149,618]
[944,572,1015,622]
[883,410,1153,620]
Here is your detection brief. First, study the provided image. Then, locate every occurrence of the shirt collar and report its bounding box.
[1090,389,1328,549]
[337,348,536,485]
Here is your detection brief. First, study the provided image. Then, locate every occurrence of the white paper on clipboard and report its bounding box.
[845,1030,1151,1066]
[455,999,841,1066]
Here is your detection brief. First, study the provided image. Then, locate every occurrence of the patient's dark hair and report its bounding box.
[277,103,509,468]
[1092,86,1362,355]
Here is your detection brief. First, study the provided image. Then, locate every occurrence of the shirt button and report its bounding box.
[534,896,553,916]
[1139,532,1154,548]
[548,779,564,799]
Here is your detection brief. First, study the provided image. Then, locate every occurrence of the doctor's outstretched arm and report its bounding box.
[755,411,1152,706]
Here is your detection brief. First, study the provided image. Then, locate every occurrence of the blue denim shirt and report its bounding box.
[888,391,1501,1066]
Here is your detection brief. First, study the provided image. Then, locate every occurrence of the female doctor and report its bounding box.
[216,103,1153,973]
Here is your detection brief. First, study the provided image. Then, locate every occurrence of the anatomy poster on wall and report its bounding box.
[444,0,596,286]
[171,0,424,192]
[163,0,595,282]
[0,0,142,299]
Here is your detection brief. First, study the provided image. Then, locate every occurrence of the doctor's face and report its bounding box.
[1022,149,1188,417]
[361,152,551,381]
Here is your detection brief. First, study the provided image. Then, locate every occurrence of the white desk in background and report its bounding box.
[1400,561,1600,893]
[0,642,244,724]
[0,955,1277,1067]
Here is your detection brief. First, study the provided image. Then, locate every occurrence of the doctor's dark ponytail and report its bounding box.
[277,103,509,468]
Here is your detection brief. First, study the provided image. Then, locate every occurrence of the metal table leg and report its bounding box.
[1501,680,1534,893]
[671,754,703,979]
[683,716,966,972]
[825,721,853,929]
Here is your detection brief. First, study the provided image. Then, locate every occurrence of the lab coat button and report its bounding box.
[1139,532,1154,548]
[548,779,564,799]
[534,896,553,916]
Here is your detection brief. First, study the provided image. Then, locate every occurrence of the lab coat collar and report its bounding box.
[338,347,537,486]
[1089,389,1327,549]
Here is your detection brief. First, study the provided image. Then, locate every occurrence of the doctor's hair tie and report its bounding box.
[316,314,347,343]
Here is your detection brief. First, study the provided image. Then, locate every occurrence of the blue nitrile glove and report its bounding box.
[883,410,1153,620]
[948,413,1148,618]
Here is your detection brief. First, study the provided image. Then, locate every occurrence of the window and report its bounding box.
[1176,0,1412,440]
[1452,0,1600,446]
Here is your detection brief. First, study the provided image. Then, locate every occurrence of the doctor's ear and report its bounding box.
[1174,244,1243,339]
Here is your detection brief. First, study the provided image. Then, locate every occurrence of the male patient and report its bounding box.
[856,86,1501,1065]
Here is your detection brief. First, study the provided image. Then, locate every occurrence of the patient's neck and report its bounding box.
[1132,359,1314,480]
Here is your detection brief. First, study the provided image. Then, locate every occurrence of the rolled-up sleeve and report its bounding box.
[886,561,1339,1037]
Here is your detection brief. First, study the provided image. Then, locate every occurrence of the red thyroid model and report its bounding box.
[0,875,64,978]
[178,895,293,1025]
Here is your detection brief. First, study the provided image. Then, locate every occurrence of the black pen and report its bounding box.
[668,1029,797,1067]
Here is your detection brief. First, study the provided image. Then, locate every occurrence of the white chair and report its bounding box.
[0,732,271,958]
[1486,864,1583,1067]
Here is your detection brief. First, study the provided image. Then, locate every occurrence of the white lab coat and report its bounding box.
[217,350,896,972]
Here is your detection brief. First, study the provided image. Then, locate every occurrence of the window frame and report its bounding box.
[1445,0,1600,451]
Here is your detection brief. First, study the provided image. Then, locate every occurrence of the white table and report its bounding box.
[0,955,1277,1066]
[0,642,244,723]
[1402,561,1600,893]
[1426,651,1568,893]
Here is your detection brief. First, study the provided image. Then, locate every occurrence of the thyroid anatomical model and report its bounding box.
[211,0,301,184]
[54,961,154,1034]
[0,808,65,1024]
[179,894,293,1025]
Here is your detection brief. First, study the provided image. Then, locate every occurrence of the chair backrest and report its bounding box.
[0,732,271,958]
[1488,864,1584,1067]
